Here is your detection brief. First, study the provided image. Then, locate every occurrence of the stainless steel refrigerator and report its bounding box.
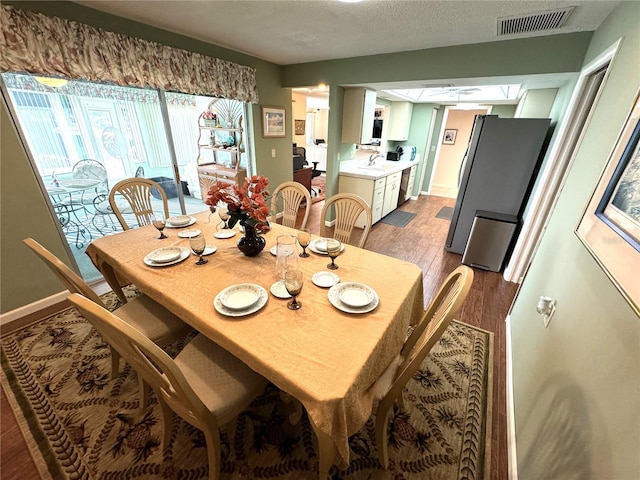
[445,115,551,255]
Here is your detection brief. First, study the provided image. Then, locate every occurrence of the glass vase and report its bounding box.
[237,222,266,257]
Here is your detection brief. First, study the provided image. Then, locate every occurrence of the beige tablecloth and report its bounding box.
[87,210,424,465]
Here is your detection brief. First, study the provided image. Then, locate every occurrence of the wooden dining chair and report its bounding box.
[67,293,268,480]
[270,181,311,229]
[320,193,372,248]
[23,238,193,409]
[373,265,474,468]
[109,177,170,230]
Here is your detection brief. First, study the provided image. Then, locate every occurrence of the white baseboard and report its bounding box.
[0,279,113,328]
[430,184,458,198]
[1,290,68,326]
[505,315,518,480]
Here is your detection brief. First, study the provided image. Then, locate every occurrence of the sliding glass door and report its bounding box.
[2,73,246,282]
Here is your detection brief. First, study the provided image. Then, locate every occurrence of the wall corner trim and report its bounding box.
[505,314,519,480]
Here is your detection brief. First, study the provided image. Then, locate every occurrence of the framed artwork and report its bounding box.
[576,89,640,315]
[443,129,457,145]
[261,106,286,138]
[295,119,305,136]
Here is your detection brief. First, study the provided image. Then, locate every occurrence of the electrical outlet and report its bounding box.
[271,149,276,158]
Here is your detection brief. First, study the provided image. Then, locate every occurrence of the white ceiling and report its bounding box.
[74,0,618,103]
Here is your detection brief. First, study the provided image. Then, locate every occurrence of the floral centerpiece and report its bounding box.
[205,175,271,256]
[202,110,218,126]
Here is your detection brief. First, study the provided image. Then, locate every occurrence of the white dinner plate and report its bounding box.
[178,228,202,238]
[193,246,217,256]
[312,271,340,288]
[328,282,379,314]
[270,280,291,299]
[214,230,236,239]
[146,246,182,263]
[214,284,268,317]
[219,284,262,310]
[165,216,196,228]
[144,247,190,267]
[338,283,375,307]
[308,238,345,256]
[166,215,191,226]
[269,245,278,256]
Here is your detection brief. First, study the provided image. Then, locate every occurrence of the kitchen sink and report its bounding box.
[358,164,396,172]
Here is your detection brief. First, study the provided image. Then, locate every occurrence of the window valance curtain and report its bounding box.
[0,5,259,103]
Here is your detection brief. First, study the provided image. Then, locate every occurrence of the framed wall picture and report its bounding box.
[261,106,286,138]
[576,89,640,315]
[295,119,305,136]
[443,129,457,145]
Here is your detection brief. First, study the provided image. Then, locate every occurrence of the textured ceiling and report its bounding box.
[75,0,618,65]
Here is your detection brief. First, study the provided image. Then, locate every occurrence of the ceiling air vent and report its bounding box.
[498,7,574,36]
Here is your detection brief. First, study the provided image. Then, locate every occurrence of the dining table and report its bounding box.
[86,209,424,477]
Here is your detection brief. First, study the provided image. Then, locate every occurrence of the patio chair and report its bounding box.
[320,193,372,248]
[109,178,170,230]
[269,181,311,229]
[372,265,474,468]
[90,193,123,235]
[23,238,193,409]
[68,293,268,480]
[71,158,109,202]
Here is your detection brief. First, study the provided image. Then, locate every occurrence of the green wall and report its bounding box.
[510,2,640,478]
[282,33,592,86]
[1,96,76,311]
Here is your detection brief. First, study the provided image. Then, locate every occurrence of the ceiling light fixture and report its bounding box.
[34,76,68,88]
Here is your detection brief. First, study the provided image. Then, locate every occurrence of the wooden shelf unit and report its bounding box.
[196,99,246,199]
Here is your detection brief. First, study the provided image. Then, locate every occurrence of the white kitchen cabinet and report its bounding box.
[338,175,386,228]
[387,101,413,141]
[382,171,402,217]
[371,178,386,224]
[342,88,376,144]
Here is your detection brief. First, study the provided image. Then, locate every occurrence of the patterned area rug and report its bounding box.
[1,288,492,480]
[311,174,325,204]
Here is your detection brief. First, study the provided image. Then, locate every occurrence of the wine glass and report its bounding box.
[218,207,230,230]
[284,270,303,310]
[151,214,168,239]
[298,228,310,258]
[190,234,208,265]
[326,239,341,270]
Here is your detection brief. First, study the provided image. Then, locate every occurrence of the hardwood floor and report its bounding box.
[1,194,515,480]
[306,194,515,480]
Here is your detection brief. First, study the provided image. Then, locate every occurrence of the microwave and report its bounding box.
[386,151,400,161]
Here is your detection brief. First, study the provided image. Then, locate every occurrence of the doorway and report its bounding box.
[503,41,617,283]
[428,106,490,198]
[292,87,330,173]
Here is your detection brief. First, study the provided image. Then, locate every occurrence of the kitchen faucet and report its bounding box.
[368,153,384,166]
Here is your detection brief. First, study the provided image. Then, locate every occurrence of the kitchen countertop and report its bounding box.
[339,158,416,180]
